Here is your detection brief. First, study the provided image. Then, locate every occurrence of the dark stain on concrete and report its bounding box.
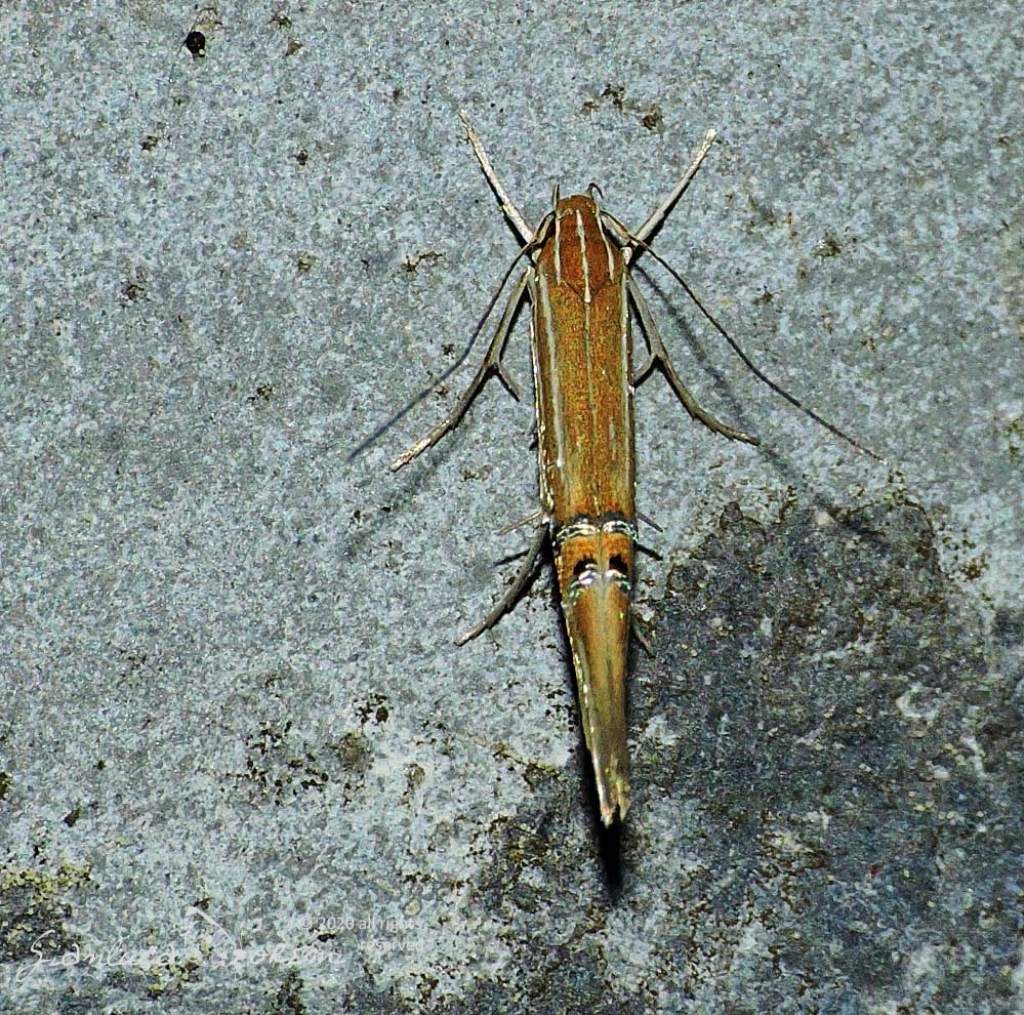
[622,500,1022,1010]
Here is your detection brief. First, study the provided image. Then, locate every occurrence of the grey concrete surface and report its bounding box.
[1,1,1021,1012]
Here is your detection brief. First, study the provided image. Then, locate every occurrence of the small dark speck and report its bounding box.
[442,343,455,356]
[285,38,303,57]
[120,279,146,303]
[248,383,274,405]
[294,149,309,166]
[64,805,82,827]
[814,233,842,258]
[604,84,626,111]
[754,289,774,305]
[184,30,206,58]
[641,106,664,133]
[402,250,443,273]
[356,694,389,725]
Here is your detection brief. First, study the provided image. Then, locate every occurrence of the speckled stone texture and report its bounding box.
[1,0,1021,1012]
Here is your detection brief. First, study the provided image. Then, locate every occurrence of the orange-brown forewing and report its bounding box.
[531,195,636,824]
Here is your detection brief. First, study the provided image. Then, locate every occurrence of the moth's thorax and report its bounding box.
[535,194,623,297]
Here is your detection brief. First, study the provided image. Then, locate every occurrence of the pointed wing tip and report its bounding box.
[599,803,630,828]
[598,784,632,828]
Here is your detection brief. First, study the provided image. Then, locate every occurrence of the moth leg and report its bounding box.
[637,510,663,533]
[627,275,758,446]
[631,613,654,657]
[390,269,530,471]
[497,508,546,536]
[456,525,548,645]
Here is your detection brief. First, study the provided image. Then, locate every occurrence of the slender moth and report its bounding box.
[388,112,879,827]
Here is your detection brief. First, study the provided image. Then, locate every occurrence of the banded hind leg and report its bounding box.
[456,524,548,645]
[627,275,759,445]
[600,129,881,461]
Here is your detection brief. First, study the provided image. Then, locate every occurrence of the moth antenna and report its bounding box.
[458,110,534,247]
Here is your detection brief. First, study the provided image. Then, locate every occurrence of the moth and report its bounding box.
[385,112,877,826]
